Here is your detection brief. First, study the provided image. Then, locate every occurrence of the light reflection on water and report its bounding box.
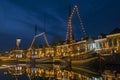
[0,64,119,80]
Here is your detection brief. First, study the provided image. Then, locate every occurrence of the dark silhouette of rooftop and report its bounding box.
[108,27,120,35]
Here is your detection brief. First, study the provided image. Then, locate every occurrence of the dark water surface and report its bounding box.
[0,63,119,80]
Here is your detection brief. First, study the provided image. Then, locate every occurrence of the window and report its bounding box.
[114,38,117,47]
[103,42,106,48]
[96,42,99,49]
[99,42,102,48]
[108,39,112,47]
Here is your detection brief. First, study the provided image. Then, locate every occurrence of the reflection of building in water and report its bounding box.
[102,70,120,80]
[4,64,120,80]
[6,64,108,80]
[9,65,26,75]
[26,68,54,77]
[3,63,120,80]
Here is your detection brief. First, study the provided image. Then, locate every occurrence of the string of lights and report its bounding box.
[66,5,87,43]
[30,32,50,49]
[65,5,87,56]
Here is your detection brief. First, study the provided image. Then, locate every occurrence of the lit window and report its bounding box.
[114,38,117,47]
[96,42,99,49]
[108,39,112,47]
[103,42,105,48]
[99,42,102,48]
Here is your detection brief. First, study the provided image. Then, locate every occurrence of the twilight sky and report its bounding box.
[0,0,120,52]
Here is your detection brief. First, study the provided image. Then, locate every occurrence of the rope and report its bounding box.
[30,32,50,48]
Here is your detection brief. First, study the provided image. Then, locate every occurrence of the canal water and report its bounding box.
[0,63,119,80]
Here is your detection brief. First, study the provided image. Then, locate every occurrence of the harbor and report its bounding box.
[0,1,120,80]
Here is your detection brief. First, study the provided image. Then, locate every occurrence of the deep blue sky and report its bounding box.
[0,0,120,52]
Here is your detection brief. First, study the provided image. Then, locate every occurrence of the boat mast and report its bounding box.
[43,16,46,56]
[67,5,87,56]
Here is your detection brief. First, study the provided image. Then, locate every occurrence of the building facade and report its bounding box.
[19,28,120,58]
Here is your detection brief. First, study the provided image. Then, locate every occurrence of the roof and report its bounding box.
[99,33,106,38]
[108,28,120,35]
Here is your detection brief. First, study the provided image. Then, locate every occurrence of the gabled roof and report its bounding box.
[108,28,120,35]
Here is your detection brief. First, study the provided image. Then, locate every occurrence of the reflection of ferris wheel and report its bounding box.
[66,5,87,44]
